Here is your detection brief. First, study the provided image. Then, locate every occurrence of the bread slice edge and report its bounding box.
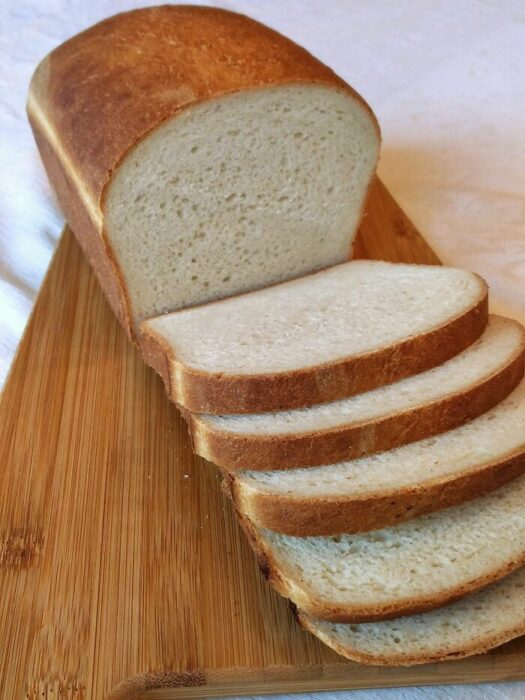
[236,511,525,623]
[192,317,524,469]
[296,590,525,667]
[230,442,525,536]
[142,278,488,414]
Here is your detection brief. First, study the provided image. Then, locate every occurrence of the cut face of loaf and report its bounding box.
[194,315,525,469]
[298,567,525,666]
[27,5,380,336]
[141,261,488,413]
[240,472,525,622]
[230,370,525,536]
[105,85,379,323]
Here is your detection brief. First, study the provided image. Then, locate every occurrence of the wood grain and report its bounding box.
[1,179,523,698]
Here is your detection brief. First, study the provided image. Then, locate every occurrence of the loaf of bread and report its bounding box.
[29,6,525,670]
[28,5,380,339]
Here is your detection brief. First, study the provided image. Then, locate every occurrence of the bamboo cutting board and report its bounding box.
[1,179,525,699]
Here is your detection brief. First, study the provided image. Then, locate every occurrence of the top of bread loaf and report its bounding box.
[28,6,380,332]
[29,5,373,206]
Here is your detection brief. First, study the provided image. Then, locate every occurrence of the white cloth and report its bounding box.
[1,1,524,696]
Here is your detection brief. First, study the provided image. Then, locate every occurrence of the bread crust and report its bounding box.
[237,512,525,623]
[297,609,525,666]
[193,323,524,469]
[145,288,488,414]
[28,112,133,335]
[230,442,525,536]
[27,5,380,337]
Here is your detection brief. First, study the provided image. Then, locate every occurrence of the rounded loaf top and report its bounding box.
[28,4,377,207]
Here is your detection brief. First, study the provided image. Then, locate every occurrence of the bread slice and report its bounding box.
[239,472,525,622]
[194,315,524,468]
[27,5,380,337]
[228,337,525,536]
[298,567,525,666]
[141,261,487,413]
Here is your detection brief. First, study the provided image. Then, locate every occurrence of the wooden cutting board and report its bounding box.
[1,179,524,699]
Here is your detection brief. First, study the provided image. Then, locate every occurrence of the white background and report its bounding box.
[1,1,524,697]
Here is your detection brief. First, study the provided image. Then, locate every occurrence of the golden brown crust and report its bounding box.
[150,289,488,414]
[232,444,525,536]
[192,330,524,470]
[297,610,525,666]
[28,115,133,336]
[28,5,380,338]
[237,511,525,623]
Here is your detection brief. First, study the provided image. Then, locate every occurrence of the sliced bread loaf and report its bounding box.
[298,567,525,666]
[141,261,487,413]
[229,366,525,536]
[194,315,524,468]
[240,472,525,622]
[28,6,380,337]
